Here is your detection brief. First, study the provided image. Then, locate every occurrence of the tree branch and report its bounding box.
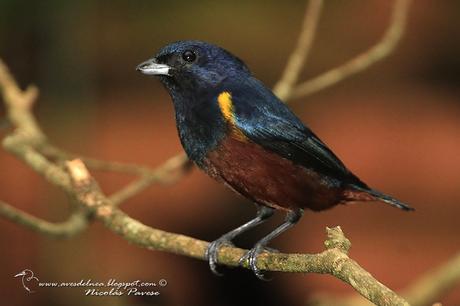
[292,0,412,99]
[273,0,324,101]
[40,144,192,206]
[310,251,460,306]
[404,252,460,306]
[0,200,88,238]
[109,153,192,206]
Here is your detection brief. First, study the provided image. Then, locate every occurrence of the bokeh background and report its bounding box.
[1,1,459,305]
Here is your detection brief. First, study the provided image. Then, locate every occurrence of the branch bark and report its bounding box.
[310,251,460,306]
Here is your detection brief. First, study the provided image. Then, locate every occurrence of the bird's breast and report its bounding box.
[203,136,344,211]
[172,94,227,166]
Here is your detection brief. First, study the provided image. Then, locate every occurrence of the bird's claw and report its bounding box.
[205,238,234,276]
[239,245,278,280]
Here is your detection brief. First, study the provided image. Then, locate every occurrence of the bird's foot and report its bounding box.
[239,245,278,280]
[205,238,234,276]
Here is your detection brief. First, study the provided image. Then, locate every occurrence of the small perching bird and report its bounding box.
[137,40,413,279]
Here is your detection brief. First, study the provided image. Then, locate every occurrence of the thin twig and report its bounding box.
[404,252,460,306]
[109,153,192,206]
[292,0,411,99]
[40,144,192,206]
[43,145,157,176]
[39,144,189,178]
[273,0,324,101]
[0,60,44,141]
[0,59,92,237]
[0,200,88,238]
[41,144,192,206]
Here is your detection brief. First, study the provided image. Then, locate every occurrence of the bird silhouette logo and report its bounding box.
[14,269,39,293]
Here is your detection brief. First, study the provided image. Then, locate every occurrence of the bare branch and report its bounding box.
[0,200,88,238]
[109,153,192,206]
[38,144,192,205]
[102,216,407,306]
[42,145,160,175]
[292,0,412,99]
[0,60,44,141]
[273,0,324,101]
[39,144,192,206]
[310,251,460,306]
[404,252,460,306]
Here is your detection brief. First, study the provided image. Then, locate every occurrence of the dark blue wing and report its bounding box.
[229,77,357,183]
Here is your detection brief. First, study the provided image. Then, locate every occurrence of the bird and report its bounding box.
[137,40,413,279]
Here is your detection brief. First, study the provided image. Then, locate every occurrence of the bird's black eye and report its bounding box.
[182,50,197,63]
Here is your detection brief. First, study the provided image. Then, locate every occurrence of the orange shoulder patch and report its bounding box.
[217,91,234,123]
[217,91,247,141]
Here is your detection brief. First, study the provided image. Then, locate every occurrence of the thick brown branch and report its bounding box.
[292,0,411,98]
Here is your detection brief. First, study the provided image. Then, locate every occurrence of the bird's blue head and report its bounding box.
[137,40,251,94]
[137,41,254,164]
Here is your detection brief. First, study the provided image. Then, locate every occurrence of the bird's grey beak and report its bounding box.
[136,58,171,76]
[14,272,25,277]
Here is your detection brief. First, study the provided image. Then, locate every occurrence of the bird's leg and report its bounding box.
[205,206,275,276]
[239,208,303,280]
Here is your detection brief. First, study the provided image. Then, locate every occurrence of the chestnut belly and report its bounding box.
[203,137,345,211]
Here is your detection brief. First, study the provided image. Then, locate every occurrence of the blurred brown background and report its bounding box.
[1,1,459,305]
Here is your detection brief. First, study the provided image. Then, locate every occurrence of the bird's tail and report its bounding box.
[346,184,414,211]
